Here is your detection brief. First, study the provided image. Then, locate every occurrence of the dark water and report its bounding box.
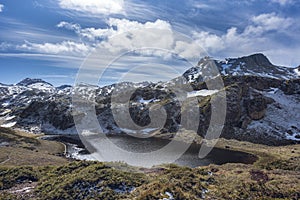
[41,135,257,168]
[107,135,257,167]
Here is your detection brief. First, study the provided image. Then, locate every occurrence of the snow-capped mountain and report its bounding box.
[217,53,298,79]
[184,54,299,83]
[17,78,56,93]
[0,53,299,145]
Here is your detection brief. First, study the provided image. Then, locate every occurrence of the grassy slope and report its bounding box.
[0,127,67,166]
[0,127,299,199]
[213,138,300,171]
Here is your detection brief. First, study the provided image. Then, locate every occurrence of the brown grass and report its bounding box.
[0,127,67,167]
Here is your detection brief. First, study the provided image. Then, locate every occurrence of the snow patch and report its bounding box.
[248,89,300,141]
[138,98,160,104]
[1,122,17,128]
[28,82,55,92]
[162,192,174,200]
[2,102,10,107]
[0,109,11,116]
[221,63,232,75]
[232,64,241,76]
[295,68,300,76]
[4,115,16,121]
[286,133,300,141]
[106,86,114,94]
[267,87,279,94]
[187,89,218,98]
[14,187,34,193]
[120,127,158,135]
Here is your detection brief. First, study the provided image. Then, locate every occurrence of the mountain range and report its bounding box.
[0,53,299,145]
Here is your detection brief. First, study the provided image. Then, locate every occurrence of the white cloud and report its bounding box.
[57,21,115,41]
[16,13,297,68]
[58,18,172,39]
[57,21,80,31]
[246,12,293,35]
[0,42,13,50]
[55,18,207,84]
[57,19,172,43]
[19,18,177,61]
[18,40,91,56]
[108,18,172,33]
[174,41,206,59]
[270,0,294,6]
[0,4,4,12]
[103,18,174,51]
[191,31,225,53]
[58,0,125,15]
[57,18,176,56]
[192,13,293,56]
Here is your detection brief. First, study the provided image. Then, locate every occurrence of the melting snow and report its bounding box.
[187,90,218,98]
[120,128,158,135]
[248,89,300,141]
[28,83,55,92]
[1,122,17,128]
[138,98,160,104]
[162,192,174,200]
[14,187,34,193]
[267,87,279,94]
[106,86,114,94]
[286,133,300,141]
[4,115,16,121]
[221,63,232,75]
[2,102,10,107]
[295,68,300,76]
[0,109,11,116]
[232,65,241,76]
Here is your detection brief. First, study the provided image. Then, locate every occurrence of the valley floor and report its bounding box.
[0,127,299,199]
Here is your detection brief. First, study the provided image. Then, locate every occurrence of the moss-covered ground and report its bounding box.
[0,127,299,199]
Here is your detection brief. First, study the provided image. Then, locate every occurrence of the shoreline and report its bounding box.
[35,130,299,170]
[38,133,258,167]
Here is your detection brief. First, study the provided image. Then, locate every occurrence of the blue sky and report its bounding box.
[0,0,299,86]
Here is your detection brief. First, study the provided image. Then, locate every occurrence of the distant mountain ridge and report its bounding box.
[17,78,53,87]
[0,53,299,145]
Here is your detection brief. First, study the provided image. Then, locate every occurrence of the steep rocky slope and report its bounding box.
[0,54,299,145]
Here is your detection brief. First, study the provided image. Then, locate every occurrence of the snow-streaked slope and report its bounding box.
[248,89,300,141]
[295,67,300,76]
[0,122,17,128]
[186,54,298,83]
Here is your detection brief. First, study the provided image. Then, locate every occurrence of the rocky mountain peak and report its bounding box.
[235,53,273,68]
[17,78,53,87]
[182,53,298,84]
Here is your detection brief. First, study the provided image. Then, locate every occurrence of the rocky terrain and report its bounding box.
[0,53,299,145]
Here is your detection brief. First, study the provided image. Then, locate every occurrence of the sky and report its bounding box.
[0,0,299,86]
